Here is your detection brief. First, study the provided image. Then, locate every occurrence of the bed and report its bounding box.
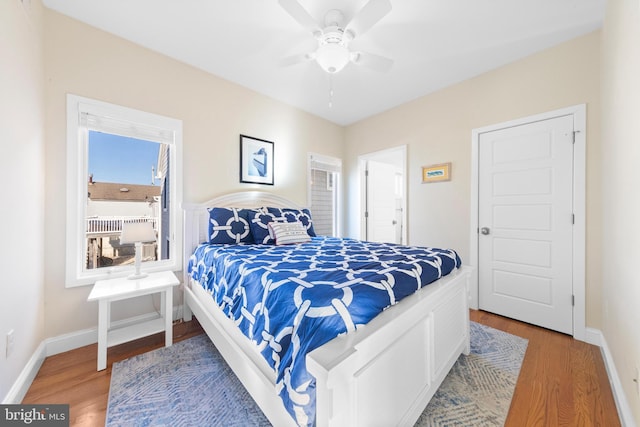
[182,191,471,427]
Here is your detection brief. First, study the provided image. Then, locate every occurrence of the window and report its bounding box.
[308,153,341,237]
[66,95,182,287]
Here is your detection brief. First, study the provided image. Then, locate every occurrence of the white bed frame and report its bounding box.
[182,191,471,427]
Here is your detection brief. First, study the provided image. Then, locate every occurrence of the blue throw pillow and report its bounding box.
[248,208,278,244]
[207,207,253,244]
[266,207,316,237]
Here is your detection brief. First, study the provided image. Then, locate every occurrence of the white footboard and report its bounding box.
[308,266,471,427]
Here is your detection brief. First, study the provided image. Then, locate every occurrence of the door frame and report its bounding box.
[358,145,407,244]
[469,104,586,340]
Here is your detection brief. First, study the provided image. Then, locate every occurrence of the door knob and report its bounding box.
[480,227,490,235]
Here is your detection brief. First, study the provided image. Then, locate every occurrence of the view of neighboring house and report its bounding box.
[85,177,161,268]
[84,133,171,270]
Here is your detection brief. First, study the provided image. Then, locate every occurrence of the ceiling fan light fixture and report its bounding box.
[279,0,393,75]
[316,43,350,74]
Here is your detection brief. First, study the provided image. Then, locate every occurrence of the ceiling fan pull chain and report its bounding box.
[329,75,335,108]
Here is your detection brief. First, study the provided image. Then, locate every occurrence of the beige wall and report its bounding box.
[601,0,640,423]
[0,0,46,400]
[345,32,602,328]
[43,10,344,338]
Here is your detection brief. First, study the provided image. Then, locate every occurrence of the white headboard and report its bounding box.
[182,191,303,280]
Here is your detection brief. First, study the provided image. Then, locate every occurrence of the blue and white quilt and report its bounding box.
[187,236,461,426]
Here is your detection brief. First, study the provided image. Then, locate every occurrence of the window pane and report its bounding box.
[85,131,168,270]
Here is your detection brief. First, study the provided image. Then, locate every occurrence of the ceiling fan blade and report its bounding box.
[279,52,315,67]
[278,0,321,36]
[345,0,392,39]
[351,51,394,72]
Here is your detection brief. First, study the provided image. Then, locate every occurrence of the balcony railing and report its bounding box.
[86,216,158,235]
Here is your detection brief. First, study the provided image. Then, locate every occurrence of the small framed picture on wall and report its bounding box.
[240,134,274,185]
[422,162,451,183]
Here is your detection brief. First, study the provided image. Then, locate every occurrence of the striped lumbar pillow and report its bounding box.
[267,221,311,245]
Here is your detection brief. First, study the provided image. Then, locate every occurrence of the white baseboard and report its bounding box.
[587,327,637,427]
[44,326,98,357]
[3,305,184,404]
[45,305,183,357]
[2,342,46,404]
[584,326,602,346]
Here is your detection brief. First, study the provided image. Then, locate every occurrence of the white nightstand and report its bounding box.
[87,270,180,371]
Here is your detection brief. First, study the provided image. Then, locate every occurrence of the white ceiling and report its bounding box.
[42,0,605,126]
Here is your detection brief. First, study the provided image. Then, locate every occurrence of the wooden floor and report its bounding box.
[22,310,620,426]
[471,310,620,427]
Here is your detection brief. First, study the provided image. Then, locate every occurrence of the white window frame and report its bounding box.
[65,94,183,287]
[308,153,342,237]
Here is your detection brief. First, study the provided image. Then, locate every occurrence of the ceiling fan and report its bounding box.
[279,0,394,74]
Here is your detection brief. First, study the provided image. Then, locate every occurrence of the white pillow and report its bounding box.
[267,221,311,245]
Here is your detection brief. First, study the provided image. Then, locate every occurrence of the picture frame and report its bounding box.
[240,134,274,185]
[422,162,451,183]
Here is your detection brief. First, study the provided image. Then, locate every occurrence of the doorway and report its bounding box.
[359,146,407,244]
[470,105,586,339]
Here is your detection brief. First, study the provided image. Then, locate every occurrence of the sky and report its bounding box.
[88,131,160,185]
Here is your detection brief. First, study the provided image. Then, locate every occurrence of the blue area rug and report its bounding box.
[106,322,527,426]
[416,322,528,426]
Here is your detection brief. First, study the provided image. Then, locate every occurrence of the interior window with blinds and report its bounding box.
[66,95,182,286]
[308,153,341,237]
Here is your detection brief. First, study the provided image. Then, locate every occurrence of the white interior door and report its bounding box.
[366,160,398,243]
[478,115,574,334]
